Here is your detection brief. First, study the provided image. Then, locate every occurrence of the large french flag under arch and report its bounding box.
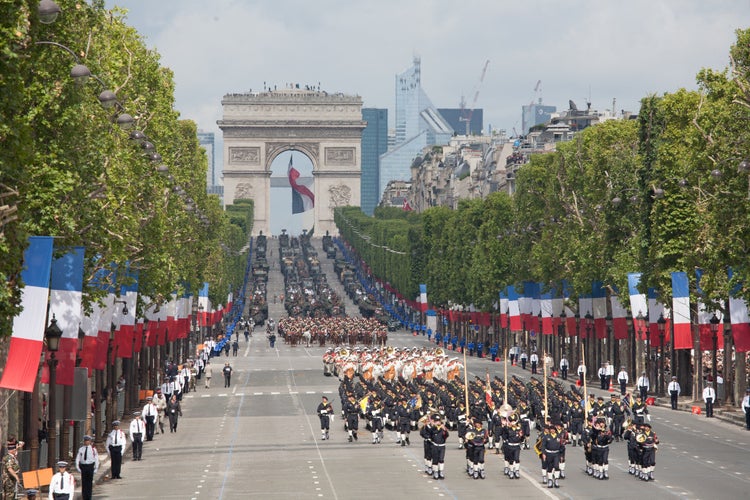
[288,155,314,214]
[0,236,54,392]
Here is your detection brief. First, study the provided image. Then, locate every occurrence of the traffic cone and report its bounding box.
[608,379,614,392]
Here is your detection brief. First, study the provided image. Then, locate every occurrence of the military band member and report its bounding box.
[344,394,359,442]
[48,461,75,500]
[502,413,524,479]
[396,399,411,446]
[367,397,384,444]
[623,420,640,475]
[429,415,449,479]
[317,396,333,440]
[590,417,614,480]
[106,421,126,479]
[465,419,488,479]
[75,435,98,500]
[517,401,532,449]
[607,394,627,441]
[636,423,659,481]
[541,422,564,488]
[568,399,584,446]
[631,395,649,425]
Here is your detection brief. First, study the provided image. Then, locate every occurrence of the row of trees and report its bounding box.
[1,0,247,337]
[336,28,750,347]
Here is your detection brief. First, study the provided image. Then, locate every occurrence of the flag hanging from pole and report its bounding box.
[672,272,692,349]
[0,236,54,392]
[288,155,314,214]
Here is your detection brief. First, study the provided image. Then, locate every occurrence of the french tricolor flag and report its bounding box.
[628,273,648,339]
[80,268,112,374]
[199,282,210,325]
[519,282,533,332]
[48,247,85,386]
[563,281,577,335]
[115,270,138,359]
[671,272,692,349]
[288,155,314,214]
[610,286,629,340]
[592,281,608,339]
[507,286,521,331]
[729,270,750,352]
[0,237,54,392]
[578,295,593,337]
[498,290,508,329]
[540,288,553,335]
[551,285,563,334]
[419,284,428,313]
[648,288,671,341]
[166,293,178,342]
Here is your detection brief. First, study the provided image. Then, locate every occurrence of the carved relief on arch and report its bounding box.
[265,142,319,169]
[327,183,351,218]
[228,147,260,165]
[235,182,253,199]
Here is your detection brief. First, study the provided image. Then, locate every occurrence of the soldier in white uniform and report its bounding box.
[48,461,75,500]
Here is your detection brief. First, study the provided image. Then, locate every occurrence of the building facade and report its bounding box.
[361,108,388,216]
[437,108,484,136]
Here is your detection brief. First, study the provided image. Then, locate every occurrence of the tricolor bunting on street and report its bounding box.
[419,284,428,313]
[578,294,593,337]
[115,266,138,359]
[48,247,85,386]
[647,288,671,341]
[540,287,553,335]
[288,155,314,214]
[507,285,521,332]
[498,290,508,329]
[728,269,750,352]
[592,281,608,339]
[610,286,629,340]
[627,273,648,339]
[0,236,54,392]
[671,272,692,349]
[79,267,115,374]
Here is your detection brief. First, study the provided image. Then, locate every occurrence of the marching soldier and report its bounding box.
[636,423,659,481]
[396,399,411,446]
[429,414,449,480]
[568,399,585,446]
[420,414,435,475]
[623,420,640,476]
[366,397,384,444]
[344,394,359,442]
[75,435,99,500]
[607,394,627,441]
[631,395,649,425]
[541,422,564,488]
[466,419,488,479]
[317,396,333,440]
[590,417,614,480]
[502,413,524,479]
[517,401,532,449]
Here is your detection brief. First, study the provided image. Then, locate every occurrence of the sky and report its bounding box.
[102,0,748,233]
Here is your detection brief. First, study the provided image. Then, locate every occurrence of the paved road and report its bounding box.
[92,238,750,499]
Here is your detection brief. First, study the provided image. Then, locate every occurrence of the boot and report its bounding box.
[480,469,485,479]
[438,471,444,480]
[514,470,521,479]
[603,471,609,480]
[648,471,654,481]
[433,471,439,480]
[353,431,358,441]
[547,479,554,489]
[554,479,560,488]
[348,435,353,442]
[405,437,410,445]
[503,467,509,476]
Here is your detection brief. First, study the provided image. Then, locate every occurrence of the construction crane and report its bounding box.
[531,79,542,105]
[459,59,490,136]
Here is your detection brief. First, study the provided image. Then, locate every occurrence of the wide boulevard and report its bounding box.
[93,239,750,500]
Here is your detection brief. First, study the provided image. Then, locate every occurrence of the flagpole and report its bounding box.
[582,342,588,421]
[543,350,549,423]
[463,342,470,419]
[503,347,508,405]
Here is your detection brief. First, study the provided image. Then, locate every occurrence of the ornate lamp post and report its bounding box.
[605,312,613,373]
[584,311,593,379]
[558,309,567,364]
[625,312,633,379]
[657,312,666,396]
[45,315,63,468]
[709,313,720,387]
[636,311,645,379]
[574,312,581,370]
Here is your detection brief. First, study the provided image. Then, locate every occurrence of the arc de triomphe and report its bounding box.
[218,88,365,236]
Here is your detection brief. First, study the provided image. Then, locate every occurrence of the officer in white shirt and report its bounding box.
[605,361,615,389]
[129,411,144,460]
[105,420,126,479]
[559,356,570,380]
[702,382,716,418]
[617,366,629,395]
[577,363,586,387]
[740,388,750,430]
[530,352,539,374]
[48,461,75,500]
[636,372,650,400]
[598,364,607,390]
[667,376,681,410]
[75,435,98,500]
[142,396,159,440]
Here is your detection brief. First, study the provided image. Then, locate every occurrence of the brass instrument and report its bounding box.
[636,433,647,444]
[339,348,349,357]
[465,431,476,441]
[386,346,394,355]
[435,347,444,356]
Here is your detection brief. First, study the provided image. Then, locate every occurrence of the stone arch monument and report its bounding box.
[218,88,365,236]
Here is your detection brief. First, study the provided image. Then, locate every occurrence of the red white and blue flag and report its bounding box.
[288,155,314,214]
[0,236,54,392]
[48,247,85,386]
[672,272,692,349]
[628,273,648,339]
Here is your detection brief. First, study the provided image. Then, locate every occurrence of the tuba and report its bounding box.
[435,347,444,356]
[386,346,395,355]
[465,431,476,441]
[339,348,348,357]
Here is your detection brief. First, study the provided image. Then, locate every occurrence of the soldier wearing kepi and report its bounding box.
[106,420,126,479]
[541,422,563,488]
[48,461,75,500]
[2,437,22,500]
[316,396,333,440]
[75,435,99,500]
[467,419,488,479]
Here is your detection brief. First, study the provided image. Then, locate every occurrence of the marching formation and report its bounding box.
[318,348,662,489]
[279,316,389,348]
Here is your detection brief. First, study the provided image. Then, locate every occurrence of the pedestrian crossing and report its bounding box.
[184,390,335,398]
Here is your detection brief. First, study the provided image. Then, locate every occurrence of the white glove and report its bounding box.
[647,414,651,422]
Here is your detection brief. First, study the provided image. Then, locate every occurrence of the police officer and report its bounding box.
[741,388,750,430]
[703,381,716,417]
[142,396,158,440]
[75,435,98,500]
[559,356,570,380]
[48,461,75,500]
[105,420,126,479]
[129,411,144,460]
[617,366,629,395]
[667,376,681,410]
[530,351,539,374]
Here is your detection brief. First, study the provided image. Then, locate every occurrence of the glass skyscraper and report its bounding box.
[198,130,216,187]
[379,58,452,199]
[361,108,388,216]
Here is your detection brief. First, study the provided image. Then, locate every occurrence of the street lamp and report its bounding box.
[558,309,567,364]
[657,312,666,396]
[45,314,63,468]
[584,311,593,379]
[626,312,633,379]
[38,0,62,24]
[636,311,645,378]
[709,313,720,387]
[606,312,614,372]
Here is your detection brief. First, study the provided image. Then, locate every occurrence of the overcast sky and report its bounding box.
[102,0,747,233]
